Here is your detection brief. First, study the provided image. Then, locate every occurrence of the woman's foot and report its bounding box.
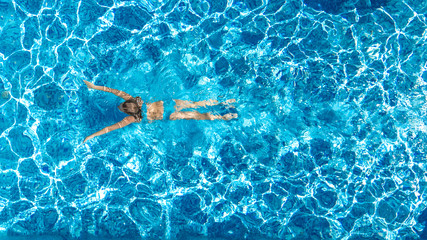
[225,99,236,104]
[221,113,238,120]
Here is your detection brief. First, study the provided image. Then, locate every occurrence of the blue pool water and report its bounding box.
[1,0,427,239]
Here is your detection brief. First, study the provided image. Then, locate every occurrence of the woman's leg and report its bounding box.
[174,99,236,111]
[169,111,237,120]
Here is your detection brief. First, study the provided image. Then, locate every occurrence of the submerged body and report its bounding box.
[82,80,237,142]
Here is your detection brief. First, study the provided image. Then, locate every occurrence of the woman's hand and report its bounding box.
[83,80,96,89]
[83,135,93,143]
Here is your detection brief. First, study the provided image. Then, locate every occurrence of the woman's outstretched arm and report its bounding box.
[83,80,133,100]
[83,116,136,143]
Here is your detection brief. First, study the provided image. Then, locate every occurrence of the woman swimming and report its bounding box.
[82,80,237,142]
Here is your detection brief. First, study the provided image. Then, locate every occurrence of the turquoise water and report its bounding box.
[1,0,427,239]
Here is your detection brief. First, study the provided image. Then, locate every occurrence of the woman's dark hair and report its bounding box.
[118,98,142,122]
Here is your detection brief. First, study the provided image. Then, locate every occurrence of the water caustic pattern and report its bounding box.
[0,0,427,239]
